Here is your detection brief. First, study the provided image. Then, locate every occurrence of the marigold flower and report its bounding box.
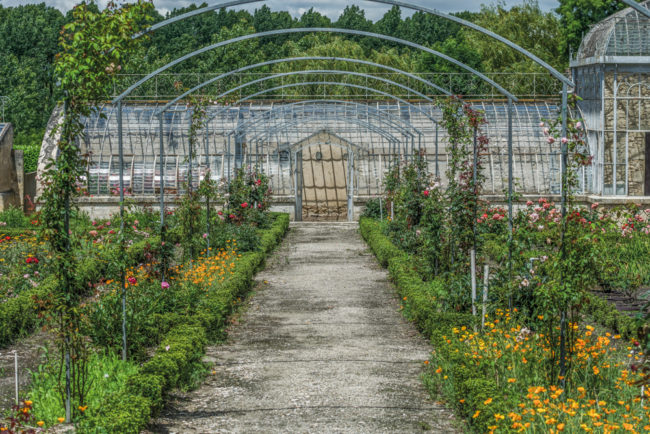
[484,398,493,405]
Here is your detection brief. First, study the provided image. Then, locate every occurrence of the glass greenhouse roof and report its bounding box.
[577,0,650,60]
[40,100,586,198]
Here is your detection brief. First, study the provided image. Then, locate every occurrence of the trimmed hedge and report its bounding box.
[583,292,639,339]
[361,217,644,432]
[361,217,500,432]
[79,213,290,433]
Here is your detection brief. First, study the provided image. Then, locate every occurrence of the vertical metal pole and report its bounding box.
[14,351,18,405]
[348,149,354,222]
[205,121,211,257]
[559,82,569,382]
[613,69,618,195]
[482,265,489,330]
[159,113,166,282]
[507,98,514,310]
[600,68,606,195]
[227,134,232,185]
[471,249,477,317]
[473,127,478,246]
[118,100,127,362]
[62,97,71,424]
[560,84,568,222]
[380,196,383,220]
[435,123,439,178]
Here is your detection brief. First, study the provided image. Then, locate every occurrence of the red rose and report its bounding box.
[229,214,235,219]
[128,277,137,285]
[218,211,223,216]
[423,190,430,197]
[5,236,10,241]
[241,202,248,208]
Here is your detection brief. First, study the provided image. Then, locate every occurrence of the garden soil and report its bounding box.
[146,222,459,433]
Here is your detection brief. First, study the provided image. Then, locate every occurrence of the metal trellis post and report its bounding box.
[118,100,127,362]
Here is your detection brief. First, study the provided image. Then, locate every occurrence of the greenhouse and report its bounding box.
[39,99,573,220]
[572,0,650,196]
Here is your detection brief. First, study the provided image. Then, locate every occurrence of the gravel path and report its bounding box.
[147,222,458,433]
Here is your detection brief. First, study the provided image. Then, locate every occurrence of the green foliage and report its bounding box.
[466,0,565,71]
[556,0,625,57]
[81,213,289,433]
[30,352,139,428]
[0,206,31,227]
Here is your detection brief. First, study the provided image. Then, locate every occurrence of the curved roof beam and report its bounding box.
[133,0,572,88]
[157,56,452,114]
[242,115,404,147]
[189,69,434,108]
[619,0,650,19]
[227,100,423,136]
[204,81,438,126]
[232,106,417,142]
[113,27,517,103]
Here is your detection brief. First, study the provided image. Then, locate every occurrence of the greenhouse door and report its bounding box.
[294,144,353,222]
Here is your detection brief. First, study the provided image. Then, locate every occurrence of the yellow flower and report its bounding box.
[24,400,32,406]
[494,413,505,420]
[472,410,481,418]
[57,417,65,423]
[484,397,493,405]
[507,378,516,383]
[37,421,44,427]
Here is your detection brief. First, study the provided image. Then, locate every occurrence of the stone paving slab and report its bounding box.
[146,222,458,433]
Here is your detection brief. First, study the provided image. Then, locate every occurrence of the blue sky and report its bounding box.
[0,0,560,20]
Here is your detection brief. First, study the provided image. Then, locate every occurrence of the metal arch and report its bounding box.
[243,112,415,165]
[229,103,420,145]
[227,100,424,137]
[241,115,405,149]
[204,82,439,127]
[157,56,452,114]
[114,27,518,103]
[132,0,573,88]
[619,0,650,19]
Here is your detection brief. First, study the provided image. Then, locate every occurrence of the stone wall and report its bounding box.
[0,123,24,211]
[602,70,650,196]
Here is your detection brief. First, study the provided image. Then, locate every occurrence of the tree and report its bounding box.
[299,8,331,28]
[464,0,565,72]
[556,0,624,57]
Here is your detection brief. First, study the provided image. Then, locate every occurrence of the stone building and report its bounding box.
[571,0,650,196]
[0,123,24,211]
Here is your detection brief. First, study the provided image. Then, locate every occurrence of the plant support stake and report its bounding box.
[482,265,489,330]
[471,249,477,318]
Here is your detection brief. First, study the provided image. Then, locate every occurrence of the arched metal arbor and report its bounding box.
[96,0,581,258]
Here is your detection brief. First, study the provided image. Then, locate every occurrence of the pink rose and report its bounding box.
[161,281,170,289]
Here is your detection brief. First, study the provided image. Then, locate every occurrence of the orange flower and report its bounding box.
[484,398,493,405]
[473,410,481,418]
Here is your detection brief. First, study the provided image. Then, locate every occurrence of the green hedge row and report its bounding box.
[361,217,501,432]
[583,292,639,339]
[79,213,290,433]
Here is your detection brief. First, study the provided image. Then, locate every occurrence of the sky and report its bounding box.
[0,0,560,20]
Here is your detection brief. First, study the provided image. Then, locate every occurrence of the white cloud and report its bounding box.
[0,0,560,20]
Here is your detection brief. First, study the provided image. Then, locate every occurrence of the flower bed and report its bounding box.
[69,213,290,433]
[360,217,648,433]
